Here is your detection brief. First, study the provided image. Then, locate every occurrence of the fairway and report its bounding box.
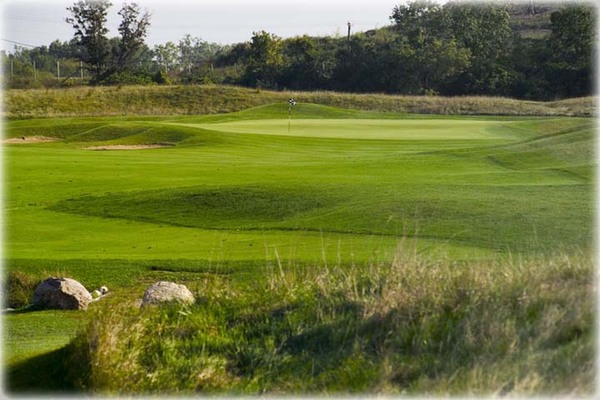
[2,103,595,388]
[4,104,593,266]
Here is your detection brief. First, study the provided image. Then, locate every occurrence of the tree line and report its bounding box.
[1,0,594,101]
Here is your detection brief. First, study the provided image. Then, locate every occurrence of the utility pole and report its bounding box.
[80,61,84,80]
[57,60,60,81]
[347,21,352,52]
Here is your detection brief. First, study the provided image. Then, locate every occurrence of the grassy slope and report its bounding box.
[3,85,596,118]
[2,101,595,395]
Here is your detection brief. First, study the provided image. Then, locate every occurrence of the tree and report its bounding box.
[442,1,516,95]
[331,31,403,93]
[176,35,222,83]
[390,0,447,41]
[153,41,179,73]
[48,39,80,60]
[243,31,284,88]
[178,34,203,73]
[114,2,151,73]
[390,1,470,94]
[546,4,594,98]
[66,0,112,82]
[282,35,322,89]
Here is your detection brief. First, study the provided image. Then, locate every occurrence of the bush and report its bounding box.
[101,71,154,86]
[152,70,171,85]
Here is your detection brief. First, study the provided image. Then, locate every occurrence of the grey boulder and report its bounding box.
[33,277,93,310]
[141,281,195,307]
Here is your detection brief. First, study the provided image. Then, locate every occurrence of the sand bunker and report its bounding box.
[2,136,60,144]
[85,144,173,150]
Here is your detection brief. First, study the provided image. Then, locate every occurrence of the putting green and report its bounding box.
[177,119,523,141]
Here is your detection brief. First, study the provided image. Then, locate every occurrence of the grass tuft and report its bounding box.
[2,271,41,309]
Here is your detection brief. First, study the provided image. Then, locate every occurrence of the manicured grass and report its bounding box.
[185,118,527,141]
[2,102,595,395]
[4,105,593,267]
[4,310,86,366]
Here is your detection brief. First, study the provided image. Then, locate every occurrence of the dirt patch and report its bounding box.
[2,136,60,144]
[85,144,174,150]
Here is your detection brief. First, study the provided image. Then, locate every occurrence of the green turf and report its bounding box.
[4,105,593,265]
[2,103,595,384]
[3,310,86,366]
[182,118,525,141]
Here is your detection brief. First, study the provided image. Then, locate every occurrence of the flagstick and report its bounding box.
[288,105,291,134]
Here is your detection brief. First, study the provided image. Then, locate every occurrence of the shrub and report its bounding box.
[101,71,154,86]
[152,70,171,85]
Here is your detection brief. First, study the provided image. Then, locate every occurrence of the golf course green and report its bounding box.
[2,102,595,393]
[4,104,593,263]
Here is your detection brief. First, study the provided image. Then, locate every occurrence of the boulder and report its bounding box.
[33,277,92,310]
[141,281,195,307]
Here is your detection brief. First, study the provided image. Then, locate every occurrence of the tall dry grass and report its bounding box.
[64,248,595,395]
[4,84,596,118]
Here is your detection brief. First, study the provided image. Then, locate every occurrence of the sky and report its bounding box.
[0,0,399,53]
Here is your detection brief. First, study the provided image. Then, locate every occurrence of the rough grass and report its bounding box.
[3,85,596,119]
[56,250,594,396]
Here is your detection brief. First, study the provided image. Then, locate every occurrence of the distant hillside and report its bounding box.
[507,1,561,38]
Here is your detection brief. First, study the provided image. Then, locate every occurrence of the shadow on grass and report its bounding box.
[2,305,40,315]
[5,344,89,395]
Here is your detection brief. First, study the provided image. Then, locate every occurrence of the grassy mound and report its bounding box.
[4,119,222,147]
[49,182,593,253]
[56,251,593,396]
[51,185,335,229]
[4,85,595,118]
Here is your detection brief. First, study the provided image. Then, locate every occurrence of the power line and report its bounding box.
[1,39,38,48]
